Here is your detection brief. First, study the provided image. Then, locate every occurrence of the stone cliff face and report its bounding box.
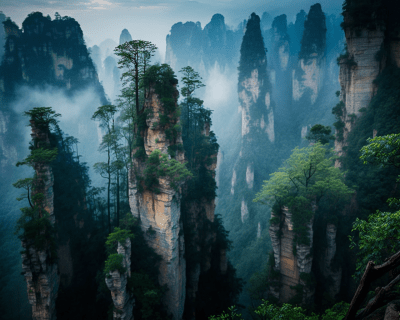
[234,12,274,223]
[129,85,186,320]
[21,119,59,320]
[105,239,134,320]
[119,29,132,45]
[269,207,314,304]
[335,26,385,159]
[331,0,400,305]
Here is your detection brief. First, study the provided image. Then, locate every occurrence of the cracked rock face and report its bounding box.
[105,239,134,320]
[128,85,186,320]
[269,206,315,304]
[335,27,385,159]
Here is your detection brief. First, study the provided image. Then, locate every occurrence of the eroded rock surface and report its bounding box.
[105,239,134,320]
[21,119,59,320]
[269,206,315,304]
[129,85,186,320]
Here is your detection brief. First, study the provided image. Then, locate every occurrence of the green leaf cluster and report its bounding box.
[105,227,134,255]
[15,206,57,262]
[254,143,352,245]
[24,107,61,131]
[104,253,126,274]
[209,300,349,320]
[143,149,192,192]
[350,209,400,279]
[16,147,58,167]
[360,133,400,168]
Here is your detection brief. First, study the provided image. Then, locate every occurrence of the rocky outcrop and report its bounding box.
[105,239,134,320]
[239,13,274,144]
[119,29,132,45]
[269,206,315,304]
[21,118,59,320]
[234,13,274,229]
[335,27,385,159]
[268,14,292,128]
[293,4,327,105]
[129,84,186,320]
[165,13,243,75]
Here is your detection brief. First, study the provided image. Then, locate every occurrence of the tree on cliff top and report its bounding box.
[115,40,157,116]
[14,107,60,262]
[254,143,352,245]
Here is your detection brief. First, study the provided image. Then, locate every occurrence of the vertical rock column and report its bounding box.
[129,85,186,320]
[335,21,384,159]
[182,121,219,319]
[235,12,274,222]
[268,206,315,304]
[292,3,327,106]
[105,239,134,320]
[21,120,59,320]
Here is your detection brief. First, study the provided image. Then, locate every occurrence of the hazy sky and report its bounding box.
[1,0,343,59]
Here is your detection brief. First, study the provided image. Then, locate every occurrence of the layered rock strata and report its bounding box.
[335,27,385,159]
[105,239,134,320]
[129,85,186,320]
[269,207,314,304]
[21,119,59,320]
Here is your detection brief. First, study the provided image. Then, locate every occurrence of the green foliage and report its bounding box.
[127,272,164,320]
[341,0,399,32]
[341,66,400,236]
[13,178,33,203]
[349,132,400,278]
[104,253,126,274]
[349,209,400,279]
[269,217,280,225]
[180,66,205,97]
[91,105,117,129]
[210,300,349,320]
[179,66,219,201]
[360,133,400,168]
[105,227,134,255]
[24,107,61,131]
[209,306,242,320]
[254,143,352,245]
[306,124,334,145]
[332,101,346,142]
[15,206,57,262]
[143,63,180,144]
[143,149,192,192]
[16,147,58,167]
